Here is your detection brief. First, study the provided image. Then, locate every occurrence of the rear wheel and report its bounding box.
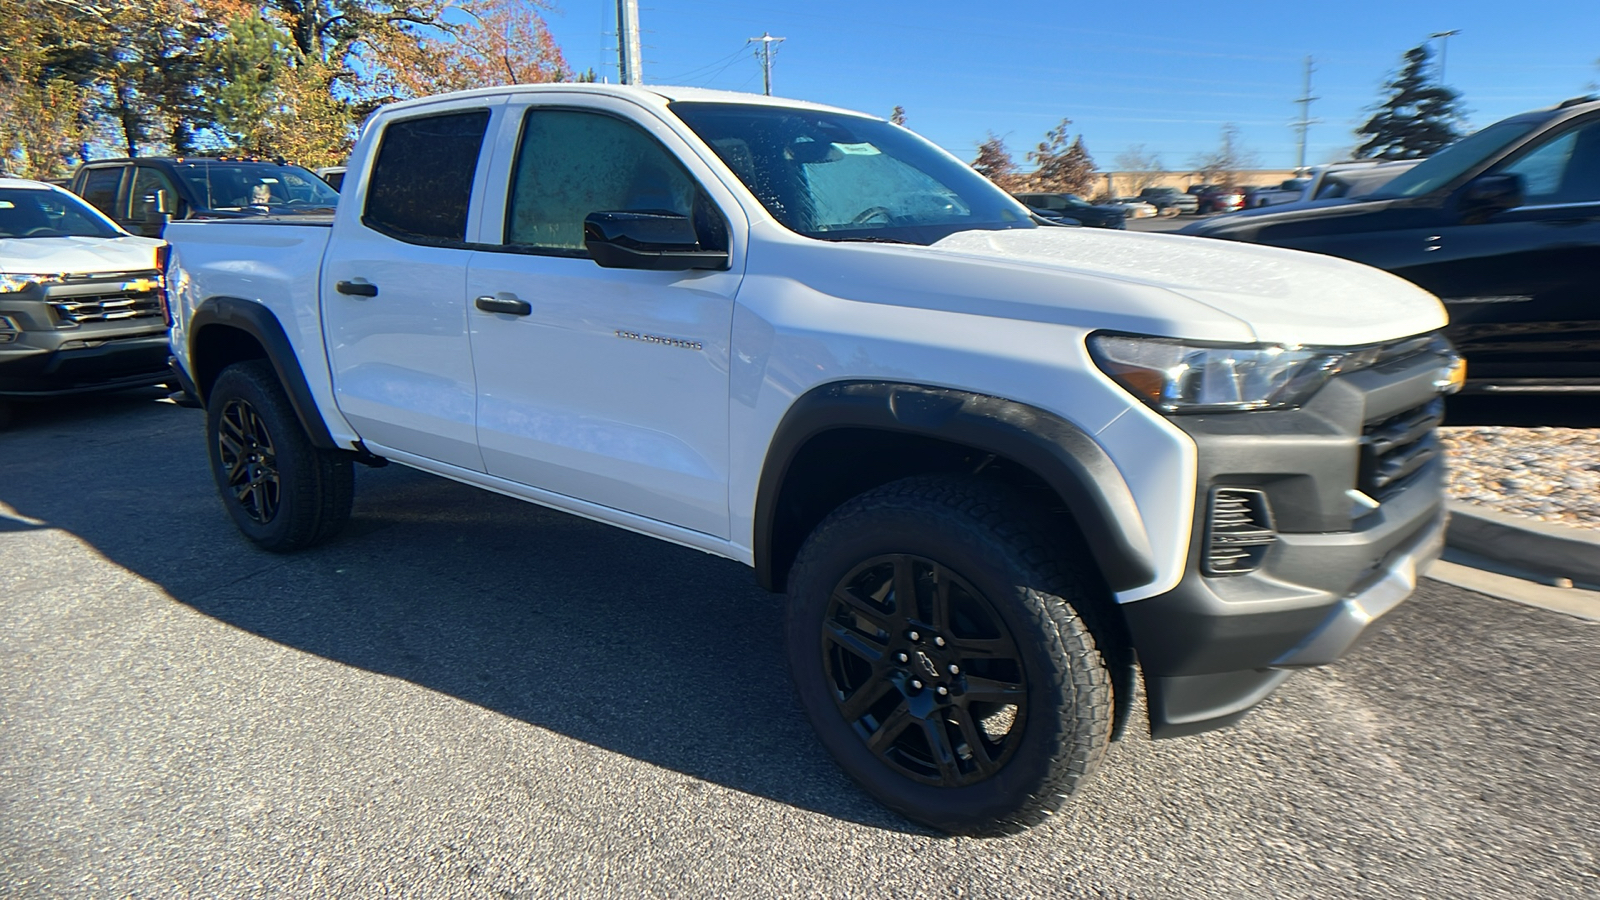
[206,360,352,552]
[786,476,1114,835]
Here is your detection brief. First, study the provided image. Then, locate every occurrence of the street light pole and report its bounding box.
[1429,29,1460,85]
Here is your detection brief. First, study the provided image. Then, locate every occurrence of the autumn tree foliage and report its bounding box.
[970,132,1022,191]
[1025,119,1096,195]
[0,0,574,175]
[1355,44,1466,160]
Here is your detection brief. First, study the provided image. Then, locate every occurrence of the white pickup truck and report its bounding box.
[164,84,1460,835]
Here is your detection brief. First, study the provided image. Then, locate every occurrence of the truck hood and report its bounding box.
[930,226,1445,346]
[0,235,164,275]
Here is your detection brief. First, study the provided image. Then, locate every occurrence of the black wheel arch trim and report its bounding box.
[754,381,1158,593]
[188,296,338,451]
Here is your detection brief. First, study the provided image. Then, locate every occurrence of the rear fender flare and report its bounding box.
[188,296,337,450]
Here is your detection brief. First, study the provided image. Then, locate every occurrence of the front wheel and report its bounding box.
[205,360,353,552]
[786,476,1114,835]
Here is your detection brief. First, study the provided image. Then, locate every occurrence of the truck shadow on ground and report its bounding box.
[0,394,924,833]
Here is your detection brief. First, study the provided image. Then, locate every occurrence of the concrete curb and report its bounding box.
[1444,501,1600,587]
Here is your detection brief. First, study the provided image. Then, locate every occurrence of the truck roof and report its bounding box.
[373,83,870,120]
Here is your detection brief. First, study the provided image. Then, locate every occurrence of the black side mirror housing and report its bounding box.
[583,211,729,271]
[1459,173,1524,224]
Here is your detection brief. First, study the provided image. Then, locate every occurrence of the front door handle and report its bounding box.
[336,280,379,297]
[475,295,531,316]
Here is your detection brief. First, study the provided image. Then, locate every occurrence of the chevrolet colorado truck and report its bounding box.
[163,84,1461,835]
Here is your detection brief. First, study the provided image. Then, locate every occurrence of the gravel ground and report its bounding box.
[1441,426,1600,529]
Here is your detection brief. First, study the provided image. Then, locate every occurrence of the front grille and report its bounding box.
[1205,488,1277,576]
[1360,397,1444,502]
[46,271,165,327]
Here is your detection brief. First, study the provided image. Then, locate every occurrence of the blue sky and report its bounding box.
[541,0,1600,171]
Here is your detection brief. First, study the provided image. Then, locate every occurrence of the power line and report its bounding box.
[746,32,786,96]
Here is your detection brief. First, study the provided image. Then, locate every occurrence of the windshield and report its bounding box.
[171,161,340,212]
[670,102,1032,245]
[0,187,121,239]
[1367,119,1540,199]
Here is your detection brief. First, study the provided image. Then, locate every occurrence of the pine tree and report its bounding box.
[971,133,1022,191]
[889,105,906,126]
[1356,44,1466,160]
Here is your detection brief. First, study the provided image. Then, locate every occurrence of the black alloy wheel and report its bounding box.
[216,397,281,524]
[823,554,1028,787]
[787,476,1115,836]
[205,360,354,553]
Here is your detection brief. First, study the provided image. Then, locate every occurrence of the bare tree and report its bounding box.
[1113,144,1164,193]
[1189,123,1259,186]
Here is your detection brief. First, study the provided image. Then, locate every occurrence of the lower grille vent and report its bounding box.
[1205,488,1277,576]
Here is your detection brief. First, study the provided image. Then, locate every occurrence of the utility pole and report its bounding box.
[1291,56,1320,172]
[1429,29,1461,85]
[747,32,785,96]
[617,0,643,85]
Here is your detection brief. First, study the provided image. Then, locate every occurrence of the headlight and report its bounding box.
[1088,333,1345,413]
[0,273,62,293]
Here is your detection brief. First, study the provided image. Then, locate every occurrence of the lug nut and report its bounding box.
[948,664,960,675]
[936,686,949,696]
[934,636,946,647]
[908,630,920,642]
[911,679,923,689]
[897,652,909,663]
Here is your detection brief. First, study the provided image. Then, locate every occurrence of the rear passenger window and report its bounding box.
[79,168,123,216]
[363,110,490,244]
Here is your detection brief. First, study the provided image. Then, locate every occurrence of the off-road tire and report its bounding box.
[786,475,1114,836]
[206,360,353,552]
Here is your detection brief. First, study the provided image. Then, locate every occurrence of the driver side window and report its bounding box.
[504,109,718,254]
[1499,118,1600,206]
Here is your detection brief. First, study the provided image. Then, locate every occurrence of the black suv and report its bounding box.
[68,158,340,236]
[1183,96,1600,393]
[1012,192,1127,228]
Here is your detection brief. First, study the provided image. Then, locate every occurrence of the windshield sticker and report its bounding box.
[833,143,881,156]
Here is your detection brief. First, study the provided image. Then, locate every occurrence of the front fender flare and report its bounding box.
[754,381,1157,592]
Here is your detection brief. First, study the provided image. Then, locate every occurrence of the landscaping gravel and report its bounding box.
[1441,426,1600,529]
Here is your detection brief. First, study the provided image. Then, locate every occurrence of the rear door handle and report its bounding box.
[336,280,378,297]
[475,295,531,316]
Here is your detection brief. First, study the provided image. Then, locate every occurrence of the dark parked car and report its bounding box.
[68,158,340,236]
[1182,96,1600,392]
[1012,192,1127,228]
[1136,186,1199,215]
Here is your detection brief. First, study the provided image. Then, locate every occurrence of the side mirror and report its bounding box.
[583,211,729,271]
[139,190,170,237]
[1459,173,1524,224]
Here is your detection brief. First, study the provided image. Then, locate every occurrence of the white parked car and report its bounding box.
[0,177,169,428]
[1108,197,1158,218]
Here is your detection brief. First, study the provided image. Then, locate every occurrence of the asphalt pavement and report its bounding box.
[3,392,1597,899]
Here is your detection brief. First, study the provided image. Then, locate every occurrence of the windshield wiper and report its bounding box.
[821,235,915,245]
